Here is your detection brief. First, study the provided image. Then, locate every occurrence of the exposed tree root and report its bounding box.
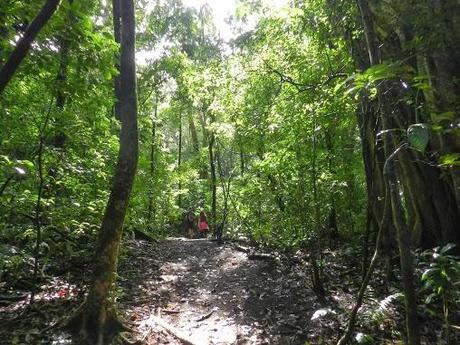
[65,302,131,345]
[195,309,215,322]
[132,228,157,242]
[232,243,250,253]
[248,252,276,261]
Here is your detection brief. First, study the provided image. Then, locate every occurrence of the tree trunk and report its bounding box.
[239,145,245,175]
[356,1,420,343]
[384,145,420,345]
[178,111,182,208]
[324,128,338,241]
[68,0,138,343]
[0,0,61,94]
[200,109,208,148]
[52,34,70,147]
[112,0,121,120]
[51,0,73,149]
[188,113,199,153]
[55,0,72,110]
[310,112,325,297]
[216,149,232,236]
[147,95,158,225]
[209,113,218,241]
[337,142,406,345]
[337,162,392,345]
[267,174,285,212]
[31,100,53,302]
[348,3,391,279]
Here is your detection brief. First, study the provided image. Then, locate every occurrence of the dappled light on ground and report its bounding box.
[118,238,322,344]
[1,238,456,344]
[0,276,80,344]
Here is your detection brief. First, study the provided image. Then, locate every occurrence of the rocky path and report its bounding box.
[118,238,332,345]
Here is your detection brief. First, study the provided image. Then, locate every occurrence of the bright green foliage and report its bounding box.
[1,0,119,278]
[0,0,459,343]
[420,244,460,340]
[1,1,459,335]
[421,244,460,305]
[97,0,368,248]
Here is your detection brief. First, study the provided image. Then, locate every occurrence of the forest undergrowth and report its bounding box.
[1,235,457,345]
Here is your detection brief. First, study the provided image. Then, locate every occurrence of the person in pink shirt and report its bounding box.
[198,211,209,238]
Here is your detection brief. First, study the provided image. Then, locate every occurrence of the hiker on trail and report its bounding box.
[182,209,196,238]
[198,211,209,238]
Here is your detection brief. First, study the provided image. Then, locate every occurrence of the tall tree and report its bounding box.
[356,0,420,342]
[178,109,183,208]
[68,0,138,342]
[208,111,218,240]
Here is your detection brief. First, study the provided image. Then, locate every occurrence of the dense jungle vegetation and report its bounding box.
[0,0,459,344]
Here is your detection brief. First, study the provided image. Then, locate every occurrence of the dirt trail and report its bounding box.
[2,237,454,344]
[0,237,342,345]
[119,238,329,345]
[1,237,453,344]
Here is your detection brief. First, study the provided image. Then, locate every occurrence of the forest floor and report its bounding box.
[0,236,454,344]
[117,237,333,345]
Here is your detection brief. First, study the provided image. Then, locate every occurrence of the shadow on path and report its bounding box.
[118,238,332,345]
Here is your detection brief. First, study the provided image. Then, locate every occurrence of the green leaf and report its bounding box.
[407,123,430,152]
[0,155,11,164]
[103,68,112,80]
[431,111,455,123]
[422,268,434,281]
[363,63,395,81]
[17,159,34,170]
[425,293,437,304]
[70,0,82,12]
[439,153,460,167]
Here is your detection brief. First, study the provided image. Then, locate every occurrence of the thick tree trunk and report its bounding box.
[421,0,460,242]
[337,156,392,345]
[354,0,460,250]
[349,8,392,279]
[356,1,420,343]
[384,144,420,345]
[68,0,138,343]
[0,0,61,94]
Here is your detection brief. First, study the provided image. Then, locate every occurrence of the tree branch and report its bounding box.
[264,61,347,93]
[0,0,61,94]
